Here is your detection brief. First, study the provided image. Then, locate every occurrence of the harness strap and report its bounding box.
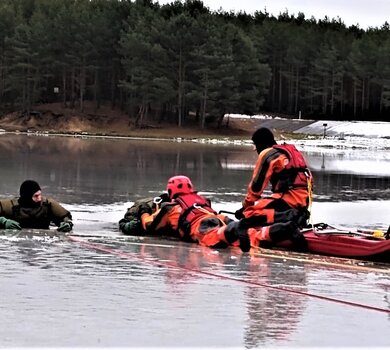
[307,174,314,228]
[178,203,217,239]
[193,203,216,215]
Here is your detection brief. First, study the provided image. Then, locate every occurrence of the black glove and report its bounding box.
[297,208,310,228]
[137,203,152,217]
[235,207,245,220]
[291,227,308,252]
[159,193,170,203]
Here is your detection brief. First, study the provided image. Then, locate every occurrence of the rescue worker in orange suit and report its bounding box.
[137,175,250,251]
[235,127,313,251]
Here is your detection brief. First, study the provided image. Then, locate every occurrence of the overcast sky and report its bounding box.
[157,0,389,29]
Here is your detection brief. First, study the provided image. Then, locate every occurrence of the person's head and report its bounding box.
[19,180,42,207]
[166,175,194,199]
[251,127,276,154]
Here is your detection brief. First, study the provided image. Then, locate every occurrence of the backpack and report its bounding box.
[119,194,169,235]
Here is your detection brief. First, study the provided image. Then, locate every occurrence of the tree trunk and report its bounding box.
[79,55,86,113]
[340,75,344,117]
[94,67,99,112]
[353,80,357,118]
[62,68,67,107]
[330,69,335,115]
[177,47,183,127]
[70,68,75,109]
[134,103,144,128]
[361,78,365,115]
[278,61,282,112]
[111,62,116,109]
[294,66,299,114]
[200,71,208,129]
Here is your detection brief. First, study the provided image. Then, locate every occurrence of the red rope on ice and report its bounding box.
[68,236,390,315]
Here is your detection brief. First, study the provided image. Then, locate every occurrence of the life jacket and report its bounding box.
[270,143,312,193]
[175,192,217,239]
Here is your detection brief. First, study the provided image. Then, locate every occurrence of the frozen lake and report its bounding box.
[0,134,389,348]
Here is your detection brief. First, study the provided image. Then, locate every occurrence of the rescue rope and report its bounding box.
[67,235,390,315]
[307,175,314,229]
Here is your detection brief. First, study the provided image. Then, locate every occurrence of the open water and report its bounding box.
[0,133,389,348]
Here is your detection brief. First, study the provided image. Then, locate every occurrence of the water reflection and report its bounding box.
[0,134,388,205]
[313,171,390,201]
[111,237,308,347]
[307,151,390,201]
[243,255,307,347]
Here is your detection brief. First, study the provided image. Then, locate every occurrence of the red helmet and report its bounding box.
[166,175,194,198]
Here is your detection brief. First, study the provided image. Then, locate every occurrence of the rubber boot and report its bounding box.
[289,222,308,252]
[223,221,240,244]
[268,221,308,252]
[237,223,251,253]
[223,221,252,252]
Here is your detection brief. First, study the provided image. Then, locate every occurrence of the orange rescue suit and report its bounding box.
[242,143,313,224]
[140,194,239,248]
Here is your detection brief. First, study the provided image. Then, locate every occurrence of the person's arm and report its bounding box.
[0,216,22,230]
[48,198,73,232]
[119,206,139,234]
[141,203,180,233]
[242,149,287,207]
[0,199,21,230]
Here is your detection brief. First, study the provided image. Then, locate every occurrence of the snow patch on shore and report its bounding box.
[225,114,390,151]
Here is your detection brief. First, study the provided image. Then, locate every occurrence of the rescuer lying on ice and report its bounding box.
[234,127,314,252]
[120,175,251,251]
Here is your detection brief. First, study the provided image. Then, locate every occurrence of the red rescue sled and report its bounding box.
[277,223,390,262]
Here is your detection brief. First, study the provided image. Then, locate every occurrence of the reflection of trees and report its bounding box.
[0,134,250,204]
[313,171,390,201]
[1,135,389,205]
[242,256,307,347]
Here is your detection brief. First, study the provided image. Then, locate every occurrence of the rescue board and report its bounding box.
[274,223,390,263]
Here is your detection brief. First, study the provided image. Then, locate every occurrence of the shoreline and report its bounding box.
[1,113,389,151]
[1,129,389,152]
[0,129,254,145]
